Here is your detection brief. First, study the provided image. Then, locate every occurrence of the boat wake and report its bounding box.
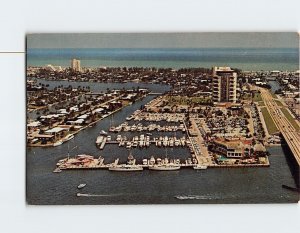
[76,193,122,197]
[174,195,215,200]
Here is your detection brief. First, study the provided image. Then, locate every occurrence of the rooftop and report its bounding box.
[45,127,66,133]
[214,138,252,149]
[214,66,234,72]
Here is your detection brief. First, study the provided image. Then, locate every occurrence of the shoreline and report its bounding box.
[27,94,149,147]
[55,161,270,172]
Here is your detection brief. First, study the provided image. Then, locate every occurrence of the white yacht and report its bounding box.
[53,140,63,147]
[53,167,62,173]
[193,165,208,170]
[109,164,143,171]
[149,164,180,171]
[62,134,74,143]
[100,130,108,136]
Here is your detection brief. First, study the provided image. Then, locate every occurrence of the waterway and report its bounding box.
[268,80,281,93]
[26,81,299,204]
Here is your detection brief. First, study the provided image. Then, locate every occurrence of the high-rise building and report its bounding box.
[71,59,81,72]
[212,66,237,103]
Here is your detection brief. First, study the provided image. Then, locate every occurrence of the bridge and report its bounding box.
[258,87,300,168]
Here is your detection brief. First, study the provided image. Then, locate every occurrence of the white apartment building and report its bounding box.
[71,59,81,72]
[212,66,237,103]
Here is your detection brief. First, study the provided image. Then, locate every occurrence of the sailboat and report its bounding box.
[149,148,180,171]
[109,150,143,171]
[109,115,115,132]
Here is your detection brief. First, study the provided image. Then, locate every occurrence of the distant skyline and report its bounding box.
[27,32,299,49]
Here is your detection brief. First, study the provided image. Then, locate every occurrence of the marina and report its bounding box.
[55,88,273,171]
[109,122,186,133]
[96,134,189,150]
[26,44,299,205]
[53,151,269,172]
[27,86,150,147]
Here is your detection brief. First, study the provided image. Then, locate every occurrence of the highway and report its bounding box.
[259,87,300,166]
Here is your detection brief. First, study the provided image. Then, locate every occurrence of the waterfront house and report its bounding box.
[45,127,67,140]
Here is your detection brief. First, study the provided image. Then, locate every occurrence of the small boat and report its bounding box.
[163,140,168,147]
[174,195,208,200]
[62,134,74,142]
[53,140,63,147]
[76,193,89,197]
[132,141,138,147]
[116,135,122,141]
[109,127,115,132]
[100,130,108,136]
[114,126,122,132]
[193,165,208,170]
[109,165,143,171]
[149,156,155,165]
[126,142,132,149]
[142,159,148,165]
[53,167,62,173]
[77,183,86,189]
[96,135,104,144]
[149,164,180,171]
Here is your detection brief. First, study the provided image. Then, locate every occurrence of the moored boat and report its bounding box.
[149,164,180,171]
[96,135,104,144]
[53,167,62,173]
[193,165,208,170]
[109,126,115,132]
[109,164,143,171]
[62,134,74,143]
[100,130,108,136]
[53,140,63,147]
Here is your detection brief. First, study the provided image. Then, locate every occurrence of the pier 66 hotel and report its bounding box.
[212,66,237,103]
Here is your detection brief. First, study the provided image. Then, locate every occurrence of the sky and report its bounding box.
[26,32,299,49]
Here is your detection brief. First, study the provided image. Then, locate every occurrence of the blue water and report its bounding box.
[27,48,299,71]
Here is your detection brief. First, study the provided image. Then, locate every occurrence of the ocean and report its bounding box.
[27,48,299,71]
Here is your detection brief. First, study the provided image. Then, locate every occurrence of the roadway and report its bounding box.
[259,87,300,166]
[184,118,212,166]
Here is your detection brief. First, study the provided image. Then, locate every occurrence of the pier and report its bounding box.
[183,119,213,167]
[53,153,270,173]
[97,135,189,150]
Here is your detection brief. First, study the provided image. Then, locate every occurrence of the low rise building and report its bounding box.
[210,138,252,158]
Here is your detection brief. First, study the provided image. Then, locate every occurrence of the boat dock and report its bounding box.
[96,134,190,149]
[99,137,107,150]
[53,153,269,173]
[109,122,186,133]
